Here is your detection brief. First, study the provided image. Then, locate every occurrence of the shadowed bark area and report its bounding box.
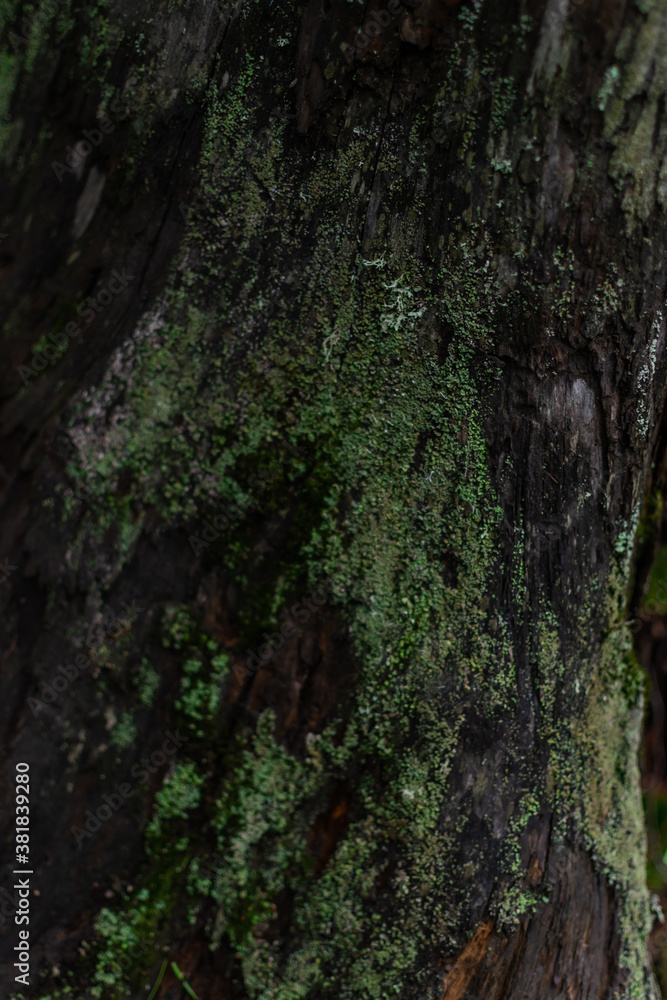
[1,0,667,998]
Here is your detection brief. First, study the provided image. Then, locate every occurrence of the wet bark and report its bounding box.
[1,0,667,998]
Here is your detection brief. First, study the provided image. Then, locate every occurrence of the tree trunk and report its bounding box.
[1,0,666,997]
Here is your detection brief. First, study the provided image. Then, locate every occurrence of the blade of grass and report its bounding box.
[170,960,199,999]
[147,959,168,1000]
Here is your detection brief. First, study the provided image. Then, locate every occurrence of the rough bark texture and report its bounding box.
[1,0,667,998]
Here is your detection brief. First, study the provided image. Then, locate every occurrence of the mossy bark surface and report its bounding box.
[1,1,667,998]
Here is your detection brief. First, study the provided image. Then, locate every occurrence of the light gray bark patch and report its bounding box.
[528,0,570,93]
[71,167,106,241]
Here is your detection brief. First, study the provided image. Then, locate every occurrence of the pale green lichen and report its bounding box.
[146,760,206,844]
[602,0,667,222]
[17,5,660,997]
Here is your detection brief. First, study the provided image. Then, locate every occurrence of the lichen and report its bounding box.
[14,3,660,997]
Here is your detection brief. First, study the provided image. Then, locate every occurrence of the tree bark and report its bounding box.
[1,0,666,997]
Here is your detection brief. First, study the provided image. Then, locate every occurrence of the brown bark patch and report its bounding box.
[307,783,349,875]
[220,607,357,757]
[465,849,621,1000]
[441,918,494,1000]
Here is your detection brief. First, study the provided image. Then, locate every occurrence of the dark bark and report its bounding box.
[0,0,666,998]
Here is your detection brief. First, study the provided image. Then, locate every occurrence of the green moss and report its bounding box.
[24,0,72,72]
[175,653,228,736]
[25,8,658,996]
[146,761,206,844]
[91,879,173,998]
[643,544,667,615]
[530,566,654,997]
[206,710,320,951]
[110,710,138,750]
[62,207,510,990]
[161,604,198,651]
[599,0,667,221]
[0,49,18,154]
[135,657,160,707]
